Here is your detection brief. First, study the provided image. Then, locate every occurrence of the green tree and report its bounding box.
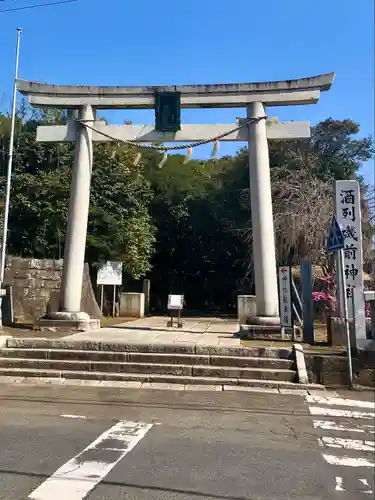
[88,144,155,278]
[0,109,156,279]
[269,118,374,182]
[0,109,373,313]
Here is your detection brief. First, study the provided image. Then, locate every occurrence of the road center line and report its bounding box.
[28,420,152,500]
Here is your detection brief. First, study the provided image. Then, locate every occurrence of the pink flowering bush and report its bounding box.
[365,301,371,318]
[312,273,372,318]
[364,285,372,318]
[312,274,337,313]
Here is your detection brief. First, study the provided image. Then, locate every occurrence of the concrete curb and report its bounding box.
[0,375,321,395]
[6,337,294,359]
[0,367,325,390]
[293,343,309,385]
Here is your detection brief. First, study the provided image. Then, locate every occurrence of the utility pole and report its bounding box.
[0,28,22,328]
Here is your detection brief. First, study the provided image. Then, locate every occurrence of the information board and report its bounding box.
[167,294,184,310]
[97,261,123,286]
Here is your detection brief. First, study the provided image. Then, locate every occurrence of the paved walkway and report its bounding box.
[65,316,242,347]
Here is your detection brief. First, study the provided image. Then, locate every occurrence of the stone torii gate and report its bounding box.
[17,73,334,329]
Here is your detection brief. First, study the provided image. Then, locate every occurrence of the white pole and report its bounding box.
[0,28,22,328]
[0,28,22,281]
[112,285,116,317]
[339,248,353,388]
[351,292,356,340]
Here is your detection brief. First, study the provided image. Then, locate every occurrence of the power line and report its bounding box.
[0,0,78,12]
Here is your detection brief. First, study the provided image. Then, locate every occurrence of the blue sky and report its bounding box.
[1,0,374,183]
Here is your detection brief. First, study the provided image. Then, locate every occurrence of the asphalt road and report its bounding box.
[0,383,373,500]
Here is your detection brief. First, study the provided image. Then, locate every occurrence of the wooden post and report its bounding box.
[100,285,104,313]
[142,279,150,314]
[300,258,314,344]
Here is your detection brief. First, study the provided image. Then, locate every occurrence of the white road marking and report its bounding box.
[335,476,345,492]
[313,420,366,433]
[323,454,375,468]
[318,436,375,452]
[28,420,152,500]
[307,395,375,493]
[306,395,375,410]
[359,479,373,495]
[309,406,375,420]
[335,477,374,494]
[60,414,87,420]
[313,420,374,434]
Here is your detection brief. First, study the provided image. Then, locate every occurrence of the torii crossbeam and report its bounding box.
[17,73,335,329]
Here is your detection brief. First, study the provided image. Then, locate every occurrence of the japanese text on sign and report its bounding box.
[335,180,364,317]
[278,266,293,327]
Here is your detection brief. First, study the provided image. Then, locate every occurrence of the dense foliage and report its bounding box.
[0,107,373,312]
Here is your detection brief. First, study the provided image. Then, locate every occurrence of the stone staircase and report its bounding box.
[0,338,324,391]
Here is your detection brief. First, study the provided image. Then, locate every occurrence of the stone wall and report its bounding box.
[305,349,375,388]
[4,256,101,323]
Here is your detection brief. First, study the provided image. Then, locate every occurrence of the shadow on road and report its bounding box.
[0,468,253,500]
[0,392,310,417]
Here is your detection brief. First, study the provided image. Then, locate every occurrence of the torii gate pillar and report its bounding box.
[247,102,279,322]
[60,104,94,316]
[42,104,96,327]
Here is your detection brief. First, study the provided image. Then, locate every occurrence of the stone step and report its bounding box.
[239,324,302,342]
[0,349,295,369]
[0,357,297,381]
[5,338,293,359]
[0,367,324,390]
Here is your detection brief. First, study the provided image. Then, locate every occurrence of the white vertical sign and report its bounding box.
[278,266,293,327]
[335,180,365,327]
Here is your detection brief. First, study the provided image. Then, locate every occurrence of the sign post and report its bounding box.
[97,262,123,317]
[167,294,184,328]
[278,266,293,339]
[326,215,353,388]
[334,181,366,339]
[300,258,314,344]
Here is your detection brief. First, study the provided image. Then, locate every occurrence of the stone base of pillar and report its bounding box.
[237,295,257,325]
[239,324,303,342]
[356,339,375,351]
[247,315,281,326]
[45,311,91,322]
[38,311,100,332]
